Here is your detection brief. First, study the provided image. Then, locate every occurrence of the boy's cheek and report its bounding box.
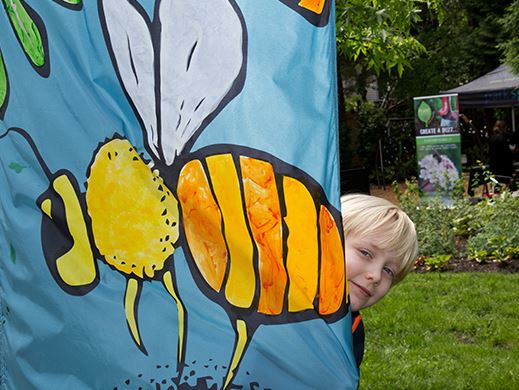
[348,294,360,312]
[373,285,392,305]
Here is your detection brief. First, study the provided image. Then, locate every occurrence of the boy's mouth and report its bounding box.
[350,281,372,297]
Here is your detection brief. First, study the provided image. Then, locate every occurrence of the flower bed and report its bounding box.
[393,179,519,272]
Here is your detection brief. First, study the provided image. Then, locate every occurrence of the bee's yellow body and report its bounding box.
[87,139,179,279]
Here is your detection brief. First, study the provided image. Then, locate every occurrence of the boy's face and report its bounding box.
[345,231,399,312]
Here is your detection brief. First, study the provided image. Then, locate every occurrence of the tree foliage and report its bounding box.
[383,0,513,111]
[336,0,444,76]
[499,0,519,74]
[337,0,514,104]
[336,0,516,182]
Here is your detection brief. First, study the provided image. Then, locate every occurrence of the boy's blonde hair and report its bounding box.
[340,194,418,285]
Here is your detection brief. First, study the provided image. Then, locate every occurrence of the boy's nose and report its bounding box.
[365,266,382,285]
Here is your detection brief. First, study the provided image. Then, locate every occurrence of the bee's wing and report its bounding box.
[158,0,245,165]
[100,0,160,159]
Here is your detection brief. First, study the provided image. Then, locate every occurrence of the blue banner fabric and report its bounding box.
[0,1,358,389]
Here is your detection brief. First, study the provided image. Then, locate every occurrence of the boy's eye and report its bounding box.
[359,249,372,258]
[383,266,395,278]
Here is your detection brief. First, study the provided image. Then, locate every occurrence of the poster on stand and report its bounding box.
[414,94,461,197]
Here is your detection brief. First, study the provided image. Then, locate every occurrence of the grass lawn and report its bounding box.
[360,272,519,389]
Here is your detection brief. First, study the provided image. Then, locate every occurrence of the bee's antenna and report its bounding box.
[0,127,53,180]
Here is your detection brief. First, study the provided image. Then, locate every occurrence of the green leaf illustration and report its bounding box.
[3,0,45,67]
[10,244,16,263]
[417,101,433,126]
[0,51,7,113]
[8,162,26,173]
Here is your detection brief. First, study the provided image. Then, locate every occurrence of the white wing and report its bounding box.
[101,0,159,159]
[159,0,245,165]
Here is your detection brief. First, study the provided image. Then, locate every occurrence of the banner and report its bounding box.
[0,1,358,389]
[414,94,461,197]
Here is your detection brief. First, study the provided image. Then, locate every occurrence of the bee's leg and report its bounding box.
[37,171,99,295]
[124,277,148,355]
[162,270,187,374]
[223,319,253,390]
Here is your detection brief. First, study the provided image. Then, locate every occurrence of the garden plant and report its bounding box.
[393,178,519,272]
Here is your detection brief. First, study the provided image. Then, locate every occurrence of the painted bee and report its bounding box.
[23,0,344,388]
[31,133,347,388]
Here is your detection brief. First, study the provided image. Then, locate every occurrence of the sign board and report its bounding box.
[414,94,462,196]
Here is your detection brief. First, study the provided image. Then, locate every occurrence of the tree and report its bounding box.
[499,0,519,74]
[336,0,444,76]
[388,0,513,106]
[335,0,514,181]
[335,0,445,175]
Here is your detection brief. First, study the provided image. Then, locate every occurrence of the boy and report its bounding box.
[341,194,418,367]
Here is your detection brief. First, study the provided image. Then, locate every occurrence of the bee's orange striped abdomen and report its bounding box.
[283,176,319,312]
[178,151,346,320]
[177,160,228,292]
[318,205,345,315]
[206,154,256,308]
[240,156,287,315]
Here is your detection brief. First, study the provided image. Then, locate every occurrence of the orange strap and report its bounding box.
[351,314,362,333]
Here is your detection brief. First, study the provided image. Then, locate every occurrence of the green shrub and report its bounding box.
[393,179,456,258]
[394,179,519,263]
[424,254,452,271]
[466,192,519,262]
